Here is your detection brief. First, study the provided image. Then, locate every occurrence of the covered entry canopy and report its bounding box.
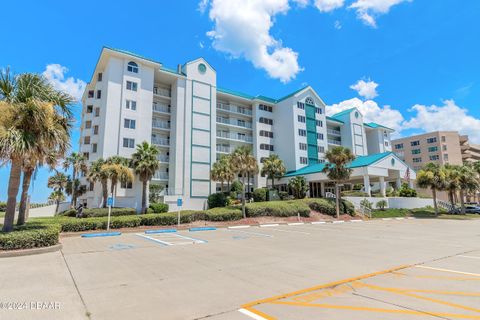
[279,152,416,197]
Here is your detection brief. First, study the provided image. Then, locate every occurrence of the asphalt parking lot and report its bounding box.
[1,218,479,320]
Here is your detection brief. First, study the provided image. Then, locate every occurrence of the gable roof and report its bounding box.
[103,46,161,66]
[330,107,357,119]
[364,122,395,131]
[326,116,344,124]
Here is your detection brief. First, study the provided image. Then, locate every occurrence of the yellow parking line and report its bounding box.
[416,265,480,277]
[269,301,480,319]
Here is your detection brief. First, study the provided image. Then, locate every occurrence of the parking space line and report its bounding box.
[260,224,280,227]
[262,228,310,235]
[135,233,169,246]
[416,265,480,277]
[458,255,480,260]
[391,271,480,281]
[174,233,208,243]
[239,307,273,320]
[226,229,273,238]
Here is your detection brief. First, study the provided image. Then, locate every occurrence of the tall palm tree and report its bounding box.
[87,158,109,208]
[472,161,480,203]
[261,154,286,190]
[211,160,227,192]
[230,146,258,218]
[0,70,73,232]
[63,152,88,207]
[322,146,356,219]
[131,142,160,213]
[443,164,460,207]
[416,163,446,216]
[103,158,134,203]
[454,164,479,214]
[48,190,66,214]
[223,154,235,191]
[288,176,309,199]
[48,171,68,213]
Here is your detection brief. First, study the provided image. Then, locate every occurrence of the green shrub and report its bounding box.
[59,207,137,218]
[399,183,417,197]
[0,202,7,212]
[208,192,228,208]
[341,190,369,197]
[0,224,60,250]
[245,201,310,217]
[360,198,373,210]
[60,215,142,232]
[305,198,355,216]
[204,207,243,221]
[230,181,243,195]
[376,200,388,210]
[253,188,268,202]
[149,203,169,213]
[278,191,290,200]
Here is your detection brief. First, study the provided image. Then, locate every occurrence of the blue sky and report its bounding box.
[1,0,479,202]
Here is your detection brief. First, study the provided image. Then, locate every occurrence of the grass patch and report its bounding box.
[0,212,4,218]
[371,209,409,219]
[371,207,480,220]
[0,221,61,250]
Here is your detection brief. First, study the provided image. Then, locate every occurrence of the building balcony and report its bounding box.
[217,102,252,117]
[152,137,170,147]
[152,120,170,131]
[153,172,169,181]
[327,128,341,136]
[216,131,253,143]
[216,116,252,129]
[153,86,171,98]
[157,155,170,163]
[328,139,342,146]
[216,145,231,153]
[152,102,171,114]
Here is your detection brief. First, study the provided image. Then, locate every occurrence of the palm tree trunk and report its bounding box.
[221,181,224,194]
[55,200,60,215]
[102,180,108,208]
[227,180,230,192]
[335,183,340,219]
[3,160,22,232]
[17,168,33,226]
[71,169,77,207]
[271,177,275,189]
[432,188,439,216]
[241,176,246,219]
[459,189,466,214]
[247,173,250,200]
[141,180,148,214]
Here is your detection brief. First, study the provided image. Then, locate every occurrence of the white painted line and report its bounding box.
[266,228,310,235]
[239,308,268,320]
[173,233,207,244]
[332,221,345,224]
[350,219,362,222]
[415,265,480,277]
[395,217,405,220]
[228,225,251,229]
[311,221,326,224]
[260,224,279,227]
[287,222,305,226]
[226,229,273,238]
[382,218,393,221]
[457,255,480,260]
[136,233,171,246]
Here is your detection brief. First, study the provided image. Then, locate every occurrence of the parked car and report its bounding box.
[464,205,480,214]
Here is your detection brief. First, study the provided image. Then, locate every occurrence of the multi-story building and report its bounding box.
[391,131,480,171]
[78,47,415,211]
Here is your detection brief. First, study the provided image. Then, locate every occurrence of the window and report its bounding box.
[443,154,449,161]
[260,144,274,151]
[92,143,97,153]
[317,133,324,140]
[127,61,139,73]
[89,182,94,192]
[94,107,100,117]
[86,105,93,113]
[394,143,404,149]
[441,136,446,142]
[259,117,273,125]
[97,73,102,82]
[96,90,101,99]
[84,136,90,145]
[316,120,323,127]
[385,141,389,147]
[298,115,306,123]
[126,100,137,110]
[297,102,305,110]
[126,81,138,91]
[318,159,326,164]
[318,146,325,153]
[237,119,246,127]
[123,138,135,148]
[259,104,272,112]
[428,146,438,152]
[442,145,447,151]
[411,140,420,146]
[300,157,308,164]
[299,143,307,150]
[124,118,136,129]
[395,151,405,158]
[412,157,422,163]
[93,125,99,135]
[121,181,133,189]
[83,152,89,160]
[85,121,92,129]
[315,107,322,114]
[429,155,439,161]
[298,129,306,136]
[426,137,437,144]
[88,90,94,98]
[259,130,273,138]
[305,97,314,105]
[384,131,388,138]
[412,149,421,154]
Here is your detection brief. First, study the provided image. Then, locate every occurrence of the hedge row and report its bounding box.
[149,203,169,213]
[60,207,137,218]
[0,223,61,250]
[245,201,310,217]
[304,198,355,216]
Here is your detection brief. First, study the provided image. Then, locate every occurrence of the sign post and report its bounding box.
[177,198,183,227]
[107,194,113,232]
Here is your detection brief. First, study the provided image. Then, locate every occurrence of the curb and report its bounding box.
[0,243,63,258]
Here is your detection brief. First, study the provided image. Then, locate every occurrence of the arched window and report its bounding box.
[127,61,139,73]
[305,97,315,105]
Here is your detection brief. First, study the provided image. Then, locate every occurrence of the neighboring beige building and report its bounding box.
[392,131,479,171]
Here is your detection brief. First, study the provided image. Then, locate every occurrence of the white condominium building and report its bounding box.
[78,47,415,211]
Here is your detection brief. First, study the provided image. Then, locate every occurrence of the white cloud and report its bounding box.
[42,64,86,101]
[404,100,480,143]
[198,0,209,13]
[350,79,379,99]
[349,0,411,27]
[293,0,309,7]
[205,0,302,83]
[334,20,342,29]
[314,0,344,12]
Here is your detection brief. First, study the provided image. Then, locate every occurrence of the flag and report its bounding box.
[404,168,410,182]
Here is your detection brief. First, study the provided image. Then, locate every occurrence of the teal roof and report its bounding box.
[364,122,395,131]
[217,85,311,104]
[276,85,310,102]
[104,46,161,65]
[330,107,357,119]
[160,66,186,76]
[284,152,393,177]
[326,116,344,124]
[217,87,255,100]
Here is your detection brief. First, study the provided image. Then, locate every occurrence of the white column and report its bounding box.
[363,175,371,197]
[408,179,414,189]
[396,177,402,190]
[379,176,386,197]
[320,182,326,197]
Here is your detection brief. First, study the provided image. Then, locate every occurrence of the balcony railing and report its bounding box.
[157,155,170,163]
[153,87,171,98]
[328,139,342,146]
[153,172,169,180]
[152,137,170,146]
[216,117,252,129]
[327,128,341,136]
[217,103,252,116]
[216,145,231,153]
[216,131,253,143]
[153,102,171,113]
[152,120,170,130]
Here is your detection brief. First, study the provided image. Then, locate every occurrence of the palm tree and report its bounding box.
[103,157,134,203]
[443,164,460,207]
[288,176,309,199]
[48,171,68,213]
[48,190,66,214]
[0,70,73,232]
[322,146,356,219]
[472,161,480,203]
[454,164,479,214]
[230,146,258,218]
[416,163,446,216]
[261,154,286,190]
[131,142,160,213]
[63,152,88,207]
[87,159,109,208]
[211,159,227,192]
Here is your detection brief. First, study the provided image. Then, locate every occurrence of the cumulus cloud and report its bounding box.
[42,64,86,101]
[404,100,480,143]
[350,79,379,99]
[205,0,303,83]
[314,0,344,12]
[349,0,411,27]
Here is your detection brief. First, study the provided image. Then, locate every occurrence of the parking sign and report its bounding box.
[107,197,113,206]
[177,198,183,207]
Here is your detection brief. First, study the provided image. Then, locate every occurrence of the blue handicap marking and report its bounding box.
[109,243,136,250]
[107,197,113,206]
[232,235,248,240]
[177,198,183,207]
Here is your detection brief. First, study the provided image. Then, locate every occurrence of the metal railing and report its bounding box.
[157,155,170,163]
[152,120,170,130]
[216,116,252,129]
[153,103,171,113]
[328,139,342,146]
[153,87,171,97]
[327,128,341,136]
[216,145,231,153]
[152,137,170,146]
[153,172,169,180]
[217,102,252,116]
[216,131,253,143]
[359,204,372,218]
